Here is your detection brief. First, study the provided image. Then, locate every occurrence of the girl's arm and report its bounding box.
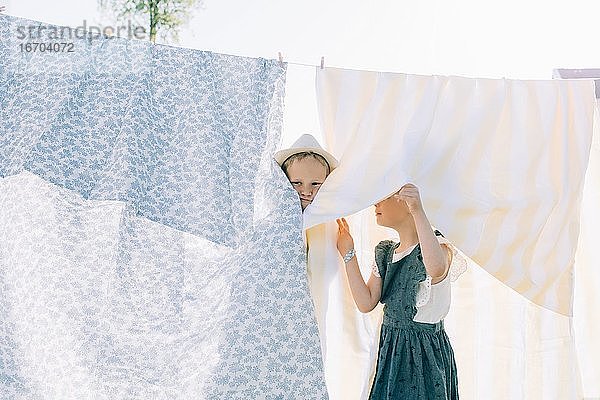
[337,218,382,313]
[396,184,450,283]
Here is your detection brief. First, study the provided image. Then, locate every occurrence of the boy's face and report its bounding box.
[285,157,329,210]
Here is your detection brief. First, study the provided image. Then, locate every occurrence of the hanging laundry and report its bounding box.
[308,66,596,399]
[0,14,327,400]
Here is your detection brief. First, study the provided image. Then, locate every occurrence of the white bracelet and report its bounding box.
[343,249,356,263]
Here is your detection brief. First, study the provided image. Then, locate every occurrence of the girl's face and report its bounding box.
[285,157,328,210]
[374,194,410,228]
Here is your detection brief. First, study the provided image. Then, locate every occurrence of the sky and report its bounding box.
[3,0,600,146]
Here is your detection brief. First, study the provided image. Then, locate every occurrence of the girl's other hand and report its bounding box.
[336,218,355,256]
[394,183,424,215]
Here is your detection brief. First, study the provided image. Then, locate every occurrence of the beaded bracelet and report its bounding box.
[343,248,356,263]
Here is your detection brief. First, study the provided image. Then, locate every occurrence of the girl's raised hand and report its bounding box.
[394,183,424,214]
[336,218,355,256]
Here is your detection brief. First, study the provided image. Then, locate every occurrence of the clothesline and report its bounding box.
[277,52,600,95]
[277,52,325,69]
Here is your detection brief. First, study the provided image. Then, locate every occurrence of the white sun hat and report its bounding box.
[274,134,339,171]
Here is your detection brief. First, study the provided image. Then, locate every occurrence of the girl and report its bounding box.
[336,183,464,399]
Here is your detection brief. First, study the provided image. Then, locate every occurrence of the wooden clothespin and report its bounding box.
[278,51,284,67]
[320,56,325,69]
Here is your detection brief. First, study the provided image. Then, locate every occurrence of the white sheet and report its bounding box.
[308,67,597,399]
[310,67,595,316]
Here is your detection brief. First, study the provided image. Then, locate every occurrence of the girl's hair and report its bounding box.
[281,151,331,176]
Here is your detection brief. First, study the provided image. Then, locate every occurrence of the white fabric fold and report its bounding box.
[309,67,596,316]
[308,67,596,399]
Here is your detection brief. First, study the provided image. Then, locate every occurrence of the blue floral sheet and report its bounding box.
[0,14,327,399]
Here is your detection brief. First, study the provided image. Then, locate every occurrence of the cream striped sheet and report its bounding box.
[307,67,595,316]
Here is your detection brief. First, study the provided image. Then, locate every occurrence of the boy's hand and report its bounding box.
[336,218,355,256]
[394,183,424,215]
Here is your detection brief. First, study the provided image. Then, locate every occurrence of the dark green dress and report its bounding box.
[368,239,459,400]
